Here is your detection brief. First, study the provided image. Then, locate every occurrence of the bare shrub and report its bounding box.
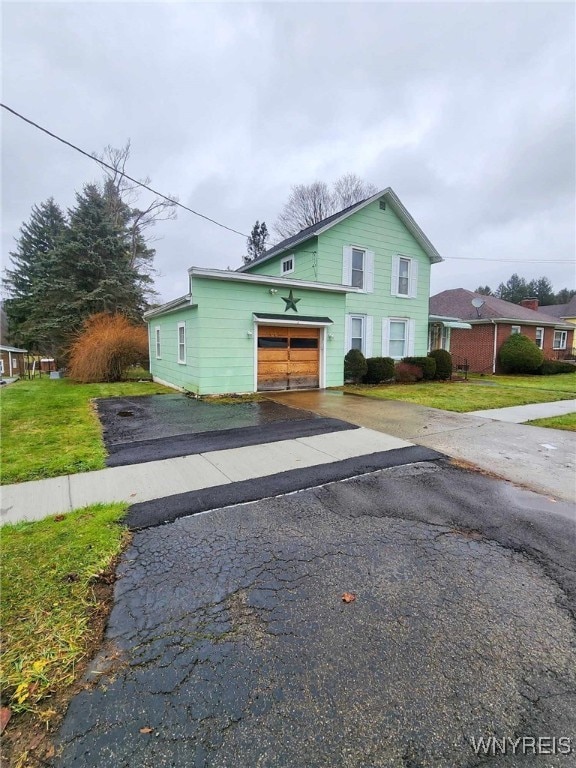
[394,362,423,383]
[68,313,149,383]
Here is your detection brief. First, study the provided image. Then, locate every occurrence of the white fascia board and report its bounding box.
[188,267,360,293]
[143,295,194,320]
[253,315,333,327]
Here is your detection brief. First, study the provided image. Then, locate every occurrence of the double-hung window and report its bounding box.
[384,317,415,359]
[553,330,567,350]
[350,316,364,351]
[389,320,408,358]
[177,322,186,364]
[155,327,161,358]
[511,325,521,335]
[351,248,365,289]
[392,255,418,298]
[535,327,544,349]
[342,246,374,292]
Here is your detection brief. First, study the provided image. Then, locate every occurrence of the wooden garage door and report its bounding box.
[257,326,320,391]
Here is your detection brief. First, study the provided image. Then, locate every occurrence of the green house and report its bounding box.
[145,188,442,395]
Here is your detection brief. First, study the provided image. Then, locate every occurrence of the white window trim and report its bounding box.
[349,314,365,355]
[177,321,186,364]
[383,317,415,359]
[511,325,521,335]
[342,245,374,293]
[155,326,161,359]
[281,255,295,275]
[391,254,418,299]
[553,330,567,350]
[0,359,4,375]
[535,327,544,349]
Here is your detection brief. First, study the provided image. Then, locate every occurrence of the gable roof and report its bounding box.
[430,289,575,327]
[238,187,443,272]
[539,295,576,319]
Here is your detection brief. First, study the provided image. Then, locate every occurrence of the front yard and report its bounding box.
[1,377,172,485]
[345,373,576,418]
[1,504,128,765]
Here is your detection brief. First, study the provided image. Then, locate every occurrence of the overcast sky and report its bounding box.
[2,1,575,304]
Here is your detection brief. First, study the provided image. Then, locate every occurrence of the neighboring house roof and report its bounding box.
[238,187,443,272]
[0,345,28,353]
[430,289,574,328]
[539,295,576,319]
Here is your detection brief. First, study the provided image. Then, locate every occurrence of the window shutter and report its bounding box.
[365,251,375,293]
[407,319,416,356]
[342,246,353,285]
[409,260,419,298]
[365,316,374,357]
[391,255,399,296]
[344,315,352,353]
[381,318,390,356]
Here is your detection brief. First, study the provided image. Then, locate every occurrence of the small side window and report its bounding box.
[155,327,161,359]
[511,326,521,335]
[535,327,544,349]
[281,256,294,275]
[177,322,186,364]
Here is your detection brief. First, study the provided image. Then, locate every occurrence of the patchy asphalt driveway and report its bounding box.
[54,462,576,768]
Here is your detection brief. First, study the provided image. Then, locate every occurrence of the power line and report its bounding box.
[1,103,249,238]
[445,257,573,263]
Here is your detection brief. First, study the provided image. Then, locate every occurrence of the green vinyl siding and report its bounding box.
[244,199,433,358]
[148,305,201,393]
[150,277,347,395]
[246,239,319,281]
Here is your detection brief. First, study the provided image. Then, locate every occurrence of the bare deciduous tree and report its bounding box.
[95,142,178,267]
[273,175,377,240]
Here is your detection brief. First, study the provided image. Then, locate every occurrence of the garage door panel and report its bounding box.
[257,326,320,391]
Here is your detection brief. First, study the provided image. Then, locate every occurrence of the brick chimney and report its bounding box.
[520,297,539,312]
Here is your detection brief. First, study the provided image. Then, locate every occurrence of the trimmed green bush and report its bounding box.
[344,349,368,383]
[394,362,423,383]
[537,360,576,375]
[429,349,453,380]
[499,333,544,374]
[402,356,437,380]
[364,357,395,384]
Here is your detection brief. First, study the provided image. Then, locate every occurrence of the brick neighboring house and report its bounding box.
[538,296,576,354]
[429,289,575,373]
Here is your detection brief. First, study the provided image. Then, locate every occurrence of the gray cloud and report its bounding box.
[2,1,574,302]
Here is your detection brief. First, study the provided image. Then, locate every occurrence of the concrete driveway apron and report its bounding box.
[265,390,576,503]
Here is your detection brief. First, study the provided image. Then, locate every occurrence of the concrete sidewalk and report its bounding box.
[266,391,576,503]
[470,398,576,423]
[0,427,412,525]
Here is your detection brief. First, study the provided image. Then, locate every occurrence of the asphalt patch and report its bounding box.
[125,445,444,529]
[96,394,317,447]
[106,417,359,467]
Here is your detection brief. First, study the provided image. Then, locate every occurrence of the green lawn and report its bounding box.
[526,413,576,432]
[1,377,172,484]
[345,373,576,413]
[1,503,127,715]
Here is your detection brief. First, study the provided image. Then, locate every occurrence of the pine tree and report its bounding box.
[3,198,68,351]
[525,277,555,305]
[244,221,269,264]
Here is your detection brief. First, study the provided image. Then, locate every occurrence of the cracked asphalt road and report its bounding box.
[54,462,576,768]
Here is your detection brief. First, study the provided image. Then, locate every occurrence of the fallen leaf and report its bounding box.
[341,592,356,603]
[0,707,11,734]
[140,727,153,734]
[54,515,65,522]
[45,745,55,759]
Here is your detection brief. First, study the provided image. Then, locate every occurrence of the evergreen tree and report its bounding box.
[3,198,68,351]
[244,221,269,264]
[526,276,555,305]
[495,273,529,304]
[474,285,492,295]
[553,288,576,305]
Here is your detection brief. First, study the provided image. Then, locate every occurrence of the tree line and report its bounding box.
[3,144,177,359]
[475,274,575,306]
